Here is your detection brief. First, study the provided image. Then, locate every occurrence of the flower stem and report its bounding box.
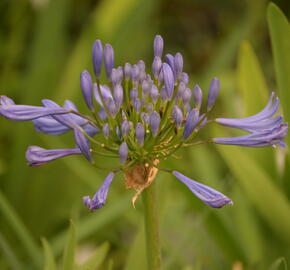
[142,182,162,270]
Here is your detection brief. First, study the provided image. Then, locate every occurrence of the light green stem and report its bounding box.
[142,182,162,270]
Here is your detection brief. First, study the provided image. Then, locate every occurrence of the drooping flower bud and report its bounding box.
[92,40,103,78]
[80,70,94,111]
[104,44,114,78]
[114,85,123,109]
[174,52,183,80]
[119,141,128,164]
[153,35,163,58]
[149,111,160,136]
[162,63,174,98]
[207,78,220,111]
[193,85,202,109]
[152,56,162,79]
[172,105,183,128]
[135,122,145,146]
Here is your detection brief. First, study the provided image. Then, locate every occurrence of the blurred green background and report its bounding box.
[1,0,290,269]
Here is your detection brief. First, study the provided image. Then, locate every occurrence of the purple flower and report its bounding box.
[207,78,220,111]
[174,53,183,80]
[121,120,130,137]
[135,122,145,146]
[0,102,68,121]
[152,56,162,79]
[80,70,94,111]
[193,85,202,109]
[182,88,192,104]
[104,44,114,78]
[213,123,288,148]
[165,54,177,81]
[26,146,81,167]
[114,85,123,110]
[149,111,160,136]
[150,85,159,103]
[153,35,163,58]
[183,109,199,139]
[0,95,15,106]
[124,63,132,79]
[119,141,128,164]
[172,105,183,128]
[172,171,233,208]
[74,127,93,162]
[92,40,103,78]
[83,172,115,211]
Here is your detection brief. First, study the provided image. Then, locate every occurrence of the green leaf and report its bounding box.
[267,3,290,124]
[41,238,57,270]
[215,143,290,243]
[237,41,268,115]
[78,242,109,270]
[62,220,77,270]
[269,257,288,270]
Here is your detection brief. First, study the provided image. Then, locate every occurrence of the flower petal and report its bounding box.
[83,172,115,211]
[172,171,233,208]
[26,146,81,167]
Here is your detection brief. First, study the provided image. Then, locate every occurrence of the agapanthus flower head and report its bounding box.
[1,35,287,211]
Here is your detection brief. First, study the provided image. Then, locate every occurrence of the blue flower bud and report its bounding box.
[114,85,123,109]
[162,63,174,98]
[141,112,150,124]
[146,103,154,113]
[193,85,202,109]
[180,72,189,85]
[150,85,159,103]
[172,105,183,128]
[160,86,168,101]
[119,141,128,164]
[107,98,117,117]
[174,52,183,80]
[130,88,138,101]
[121,120,130,137]
[102,123,109,138]
[165,54,177,81]
[74,127,93,162]
[133,98,141,112]
[92,40,103,78]
[152,56,162,79]
[142,80,151,96]
[104,44,114,78]
[80,70,94,111]
[207,78,220,111]
[177,82,186,98]
[183,109,199,139]
[131,64,140,86]
[135,122,145,146]
[153,35,163,58]
[110,68,120,86]
[117,66,124,81]
[124,62,132,79]
[182,87,192,104]
[137,60,146,71]
[149,111,160,136]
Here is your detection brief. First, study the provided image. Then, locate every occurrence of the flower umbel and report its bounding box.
[1,35,287,210]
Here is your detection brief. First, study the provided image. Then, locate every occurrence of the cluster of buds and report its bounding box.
[0,35,287,210]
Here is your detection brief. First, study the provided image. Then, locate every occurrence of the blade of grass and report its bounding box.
[268,3,290,125]
[0,190,41,267]
[42,238,57,270]
[62,220,77,270]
